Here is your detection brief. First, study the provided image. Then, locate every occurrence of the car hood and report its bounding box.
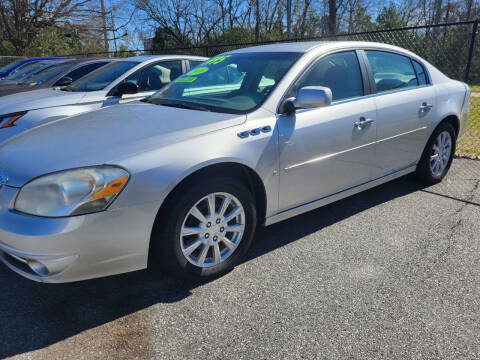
[0,84,35,98]
[0,102,246,186]
[0,88,86,115]
[0,80,20,86]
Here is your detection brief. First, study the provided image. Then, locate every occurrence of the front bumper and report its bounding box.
[0,185,158,283]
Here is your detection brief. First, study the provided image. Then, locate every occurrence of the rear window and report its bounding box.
[24,63,72,85]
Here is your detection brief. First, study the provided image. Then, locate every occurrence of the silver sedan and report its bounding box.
[0,55,206,142]
[0,41,470,282]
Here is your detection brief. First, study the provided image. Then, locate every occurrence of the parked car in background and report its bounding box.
[0,55,206,142]
[0,58,113,97]
[0,59,70,86]
[0,57,69,79]
[0,42,470,283]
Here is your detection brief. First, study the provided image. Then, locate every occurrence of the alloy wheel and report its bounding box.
[180,192,245,268]
[430,130,452,177]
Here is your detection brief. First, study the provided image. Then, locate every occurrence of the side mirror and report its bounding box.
[115,82,138,97]
[55,76,73,87]
[281,86,332,114]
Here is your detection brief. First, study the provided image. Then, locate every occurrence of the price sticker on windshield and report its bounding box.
[175,77,198,83]
[204,55,231,65]
[175,55,232,83]
[187,67,209,76]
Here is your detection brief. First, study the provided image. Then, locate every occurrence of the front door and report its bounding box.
[278,51,377,211]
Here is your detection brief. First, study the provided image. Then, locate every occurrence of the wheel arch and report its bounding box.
[152,161,268,231]
[438,114,460,139]
[147,161,268,265]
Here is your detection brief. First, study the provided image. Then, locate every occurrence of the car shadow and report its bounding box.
[0,174,428,358]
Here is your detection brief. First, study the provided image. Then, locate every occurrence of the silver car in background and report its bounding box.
[0,55,206,141]
[0,41,470,282]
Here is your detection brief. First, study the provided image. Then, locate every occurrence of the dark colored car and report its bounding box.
[0,60,69,86]
[0,57,69,79]
[0,58,114,97]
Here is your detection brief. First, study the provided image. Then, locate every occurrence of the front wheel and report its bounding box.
[416,122,456,183]
[151,177,257,279]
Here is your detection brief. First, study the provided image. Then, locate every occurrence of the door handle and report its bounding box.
[419,102,433,112]
[354,117,374,130]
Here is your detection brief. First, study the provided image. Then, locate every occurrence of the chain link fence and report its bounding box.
[1,22,479,159]
[63,21,480,158]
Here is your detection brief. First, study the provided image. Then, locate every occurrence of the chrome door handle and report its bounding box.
[354,117,374,130]
[419,102,433,112]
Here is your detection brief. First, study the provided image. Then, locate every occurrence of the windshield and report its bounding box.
[23,63,71,86]
[0,59,24,74]
[5,62,47,80]
[64,61,137,92]
[148,52,302,114]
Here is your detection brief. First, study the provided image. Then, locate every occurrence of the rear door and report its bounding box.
[364,50,435,178]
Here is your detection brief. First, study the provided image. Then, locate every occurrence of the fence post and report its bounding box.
[204,46,209,57]
[465,20,478,83]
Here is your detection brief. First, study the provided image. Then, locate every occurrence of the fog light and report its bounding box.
[27,260,49,276]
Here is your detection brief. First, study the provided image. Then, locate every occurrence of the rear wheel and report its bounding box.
[151,177,257,279]
[416,122,456,183]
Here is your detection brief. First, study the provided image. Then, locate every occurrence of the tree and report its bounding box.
[375,3,407,29]
[27,24,83,56]
[118,44,136,57]
[0,0,92,56]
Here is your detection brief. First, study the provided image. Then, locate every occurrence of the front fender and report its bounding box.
[111,115,280,218]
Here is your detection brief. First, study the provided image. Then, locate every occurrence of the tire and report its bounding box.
[150,177,257,279]
[416,122,456,184]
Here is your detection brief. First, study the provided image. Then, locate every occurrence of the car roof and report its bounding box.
[228,41,414,55]
[21,57,70,63]
[122,55,207,62]
[60,58,115,66]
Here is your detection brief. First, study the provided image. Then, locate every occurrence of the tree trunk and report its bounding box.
[255,0,260,41]
[328,0,337,35]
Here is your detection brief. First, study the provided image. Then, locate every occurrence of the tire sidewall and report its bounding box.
[419,122,456,182]
[157,177,257,278]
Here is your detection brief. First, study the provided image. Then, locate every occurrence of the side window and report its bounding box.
[58,62,108,84]
[366,51,418,92]
[125,60,183,92]
[294,51,363,102]
[413,60,428,85]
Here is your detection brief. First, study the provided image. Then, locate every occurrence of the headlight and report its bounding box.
[14,166,129,217]
[0,111,27,129]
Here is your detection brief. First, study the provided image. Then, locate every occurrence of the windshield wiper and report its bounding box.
[158,101,211,112]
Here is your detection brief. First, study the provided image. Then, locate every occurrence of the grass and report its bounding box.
[469,85,480,93]
[457,97,480,157]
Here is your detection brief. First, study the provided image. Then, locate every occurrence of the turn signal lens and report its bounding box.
[0,112,26,128]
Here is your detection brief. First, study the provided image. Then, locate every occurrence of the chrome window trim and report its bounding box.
[276,45,434,115]
[284,83,434,116]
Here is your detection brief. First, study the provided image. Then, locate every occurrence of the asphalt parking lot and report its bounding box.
[1,158,479,360]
